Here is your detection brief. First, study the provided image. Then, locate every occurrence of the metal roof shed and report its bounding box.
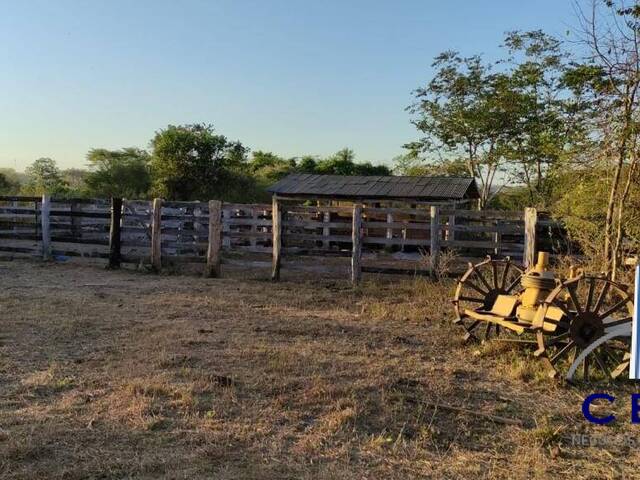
[267,174,480,205]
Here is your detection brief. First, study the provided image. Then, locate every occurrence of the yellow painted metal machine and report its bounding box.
[452,252,634,381]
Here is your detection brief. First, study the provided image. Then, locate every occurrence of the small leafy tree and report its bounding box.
[315,148,391,175]
[85,148,151,198]
[406,53,511,208]
[150,124,250,201]
[22,158,68,195]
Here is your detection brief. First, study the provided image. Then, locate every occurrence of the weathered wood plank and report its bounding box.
[429,206,440,274]
[205,200,222,277]
[41,194,51,260]
[351,204,362,284]
[151,198,162,271]
[524,207,537,268]
[108,198,123,269]
[271,197,282,281]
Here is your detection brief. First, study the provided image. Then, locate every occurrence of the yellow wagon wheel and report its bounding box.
[534,274,634,381]
[453,257,524,342]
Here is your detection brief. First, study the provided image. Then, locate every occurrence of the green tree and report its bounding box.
[393,153,468,177]
[501,30,589,206]
[85,148,151,198]
[0,170,20,194]
[406,52,512,208]
[22,158,68,195]
[315,148,391,175]
[149,124,252,201]
[62,168,89,195]
[248,151,296,182]
[297,156,318,173]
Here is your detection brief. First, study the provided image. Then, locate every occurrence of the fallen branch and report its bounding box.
[423,401,526,427]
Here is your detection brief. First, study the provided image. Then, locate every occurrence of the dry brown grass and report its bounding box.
[0,257,638,479]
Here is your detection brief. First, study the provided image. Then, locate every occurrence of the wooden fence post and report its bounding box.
[322,208,331,250]
[524,207,537,269]
[206,200,222,277]
[41,194,51,260]
[151,198,162,271]
[271,196,282,281]
[351,204,363,285]
[494,220,502,257]
[70,200,82,239]
[430,205,440,276]
[108,197,123,269]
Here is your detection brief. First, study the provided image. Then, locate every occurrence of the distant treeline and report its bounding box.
[0,123,392,203]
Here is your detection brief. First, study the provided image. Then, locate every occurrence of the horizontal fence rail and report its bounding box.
[0,195,560,282]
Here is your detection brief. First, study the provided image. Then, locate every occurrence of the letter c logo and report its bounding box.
[582,393,615,425]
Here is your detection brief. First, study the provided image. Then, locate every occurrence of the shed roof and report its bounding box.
[267,174,479,201]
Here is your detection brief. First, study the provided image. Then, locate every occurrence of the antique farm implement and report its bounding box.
[453,252,635,381]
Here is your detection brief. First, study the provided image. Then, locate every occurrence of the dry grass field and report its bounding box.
[1,258,639,479]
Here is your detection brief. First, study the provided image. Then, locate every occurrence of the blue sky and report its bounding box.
[0,0,579,170]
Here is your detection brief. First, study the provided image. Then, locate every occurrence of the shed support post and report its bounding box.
[151,198,162,272]
[271,196,282,281]
[524,207,537,269]
[206,200,222,277]
[351,204,363,285]
[446,214,455,242]
[41,194,51,260]
[386,213,393,240]
[430,206,440,276]
[108,197,122,269]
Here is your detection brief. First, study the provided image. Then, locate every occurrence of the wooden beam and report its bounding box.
[108,197,123,269]
[151,198,162,271]
[271,196,282,281]
[206,200,222,277]
[351,203,363,285]
[41,194,51,260]
[429,205,440,275]
[524,207,537,269]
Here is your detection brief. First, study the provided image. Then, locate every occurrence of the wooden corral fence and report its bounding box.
[0,195,559,283]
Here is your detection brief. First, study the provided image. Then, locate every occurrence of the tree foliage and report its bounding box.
[22,158,68,195]
[85,148,151,198]
[149,124,252,201]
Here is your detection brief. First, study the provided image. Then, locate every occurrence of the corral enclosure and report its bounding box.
[0,195,562,277]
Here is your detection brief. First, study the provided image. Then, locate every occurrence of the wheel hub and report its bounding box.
[569,312,605,347]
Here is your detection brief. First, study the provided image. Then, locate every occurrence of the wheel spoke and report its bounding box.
[598,298,630,321]
[593,281,611,313]
[567,285,583,314]
[505,276,521,294]
[466,320,481,332]
[593,351,611,379]
[458,295,485,304]
[603,316,632,328]
[491,261,499,290]
[585,278,596,312]
[474,268,493,292]
[583,354,590,380]
[550,341,576,365]
[484,322,492,339]
[500,261,511,290]
[551,298,575,319]
[464,280,489,295]
[544,332,570,347]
